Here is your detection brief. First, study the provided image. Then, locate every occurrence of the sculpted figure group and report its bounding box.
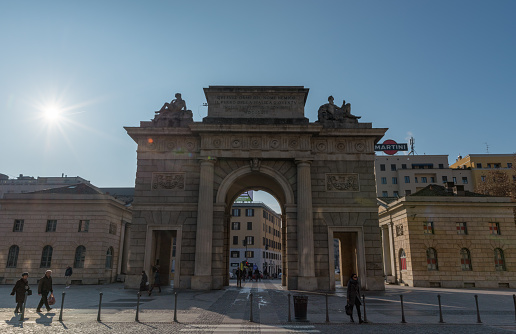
[318,96,361,125]
[152,93,193,127]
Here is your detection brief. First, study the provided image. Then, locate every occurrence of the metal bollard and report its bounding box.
[474,295,482,323]
[362,294,368,323]
[288,293,292,322]
[325,294,329,323]
[135,292,141,322]
[174,291,178,322]
[400,294,406,323]
[513,294,516,322]
[59,292,65,321]
[97,292,103,322]
[249,292,253,322]
[20,291,28,322]
[438,294,444,323]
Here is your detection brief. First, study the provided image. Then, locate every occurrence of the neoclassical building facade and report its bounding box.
[124,86,387,291]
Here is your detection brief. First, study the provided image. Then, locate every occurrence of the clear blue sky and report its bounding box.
[1,1,515,210]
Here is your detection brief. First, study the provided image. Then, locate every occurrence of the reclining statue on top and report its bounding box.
[317,96,361,126]
[152,93,193,127]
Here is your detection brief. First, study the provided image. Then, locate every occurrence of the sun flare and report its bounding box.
[43,106,62,121]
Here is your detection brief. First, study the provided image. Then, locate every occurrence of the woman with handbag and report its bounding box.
[346,273,363,323]
[37,270,54,313]
[11,272,30,313]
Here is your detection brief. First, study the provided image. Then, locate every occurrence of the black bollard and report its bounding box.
[174,291,178,322]
[135,292,141,322]
[325,294,329,323]
[400,294,406,323]
[437,294,444,323]
[513,294,516,322]
[362,294,368,323]
[249,292,254,322]
[97,292,103,322]
[20,291,28,322]
[288,293,292,322]
[474,295,482,323]
[59,292,65,321]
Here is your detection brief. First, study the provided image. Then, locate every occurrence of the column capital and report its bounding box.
[198,157,217,165]
[295,159,313,165]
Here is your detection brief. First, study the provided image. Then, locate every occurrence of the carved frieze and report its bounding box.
[326,173,360,192]
[152,173,185,190]
[139,137,199,153]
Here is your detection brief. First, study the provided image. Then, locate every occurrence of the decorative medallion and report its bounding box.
[152,173,185,190]
[269,138,280,149]
[288,139,298,149]
[231,139,241,148]
[315,140,327,152]
[186,141,196,152]
[326,173,359,192]
[213,138,222,148]
[336,141,346,152]
[355,141,365,152]
[250,137,261,149]
[166,141,176,150]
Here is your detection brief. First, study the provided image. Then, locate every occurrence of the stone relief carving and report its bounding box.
[152,93,194,127]
[152,173,185,190]
[326,173,359,192]
[250,158,261,171]
[317,96,361,127]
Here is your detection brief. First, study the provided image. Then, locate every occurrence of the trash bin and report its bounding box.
[293,295,308,321]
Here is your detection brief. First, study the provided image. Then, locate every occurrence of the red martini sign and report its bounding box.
[374,139,408,155]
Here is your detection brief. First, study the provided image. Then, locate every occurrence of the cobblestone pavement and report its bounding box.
[2,279,516,333]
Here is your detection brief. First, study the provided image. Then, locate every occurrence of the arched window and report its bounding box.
[105,247,114,269]
[494,248,506,271]
[40,245,53,268]
[399,249,407,271]
[7,245,19,268]
[74,246,86,268]
[460,248,472,271]
[426,248,438,271]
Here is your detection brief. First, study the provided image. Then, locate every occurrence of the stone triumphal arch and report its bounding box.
[124,86,387,291]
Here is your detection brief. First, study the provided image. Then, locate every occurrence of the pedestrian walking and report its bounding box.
[140,270,149,292]
[64,266,73,288]
[37,270,54,313]
[346,273,363,324]
[254,268,261,282]
[148,268,161,295]
[11,272,31,313]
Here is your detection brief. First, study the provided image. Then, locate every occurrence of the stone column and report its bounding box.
[295,160,317,291]
[192,158,216,290]
[388,222,397,283]
[381,225,392,277]
[121,222,131,275]
[281,215,287,286]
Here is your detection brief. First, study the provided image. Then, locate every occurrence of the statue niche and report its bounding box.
[152,93,193,127]
[317,96,360,127]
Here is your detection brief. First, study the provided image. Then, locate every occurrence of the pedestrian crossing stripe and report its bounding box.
[180,324,319,332]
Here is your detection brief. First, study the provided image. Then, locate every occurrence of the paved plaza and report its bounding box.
[2,279,516,333]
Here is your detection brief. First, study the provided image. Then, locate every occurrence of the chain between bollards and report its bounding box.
[400,294,406,323]
[135,292,141,322]
[97,292,103,322]
[174,291,178,322]
[325,294,329,323]
[249,292,253,322]
[20,291,28,322]
[362,294,368,323]
[475,294,482,323]
[437,294,444,323]
[59,291,65,322]
[288,293,292,322]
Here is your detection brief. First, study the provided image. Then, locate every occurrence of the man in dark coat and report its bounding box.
[11,272,30,313]
[148,268,161,295]
[37,270,53,312]
[140,270,149,292]
[64,266,73,288]
[346,273,363,323]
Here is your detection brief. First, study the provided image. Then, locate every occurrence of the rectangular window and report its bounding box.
[405,190,412,195]
[481,175,486,182]
[453,177,457,184]
[245,251,254,258]
[78,220,89,232]
[439,164,444,169]
[233,236,238,245]
[392,177,398,184]
[430,177,435,183]
[263,237,265,245]
[245,209,254,217]
[402,164,407,169]
[508,163,513,168]
[462,177,468,184]
[393,191,399,197]
[231,251,240,258]
[421,177,427,183]
[13,219,24,232]
[109,222,117,235]
[380,164,386,171]
[263,211,267,218]
[382,191,388,197]
[442,176,448,182]
[423,221,434,234]
[404,176,410,183]
[247,222,252,230]
[489,222,500,235]
[381,177,387,184]
[456,222,467,235]
[246,236,254,245]
[414,177,418,183]
[232,222,240,230]
[46,220,57,232]
[232,208,241,217]
[391,164,396,171]
[476,163,482,168]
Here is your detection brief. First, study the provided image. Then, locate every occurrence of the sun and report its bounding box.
[42,106,62,122]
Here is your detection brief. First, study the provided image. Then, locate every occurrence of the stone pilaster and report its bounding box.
[191,157,216,290]
[281,215,287,286]
[121,222,131,274]
[295,160,317,291]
